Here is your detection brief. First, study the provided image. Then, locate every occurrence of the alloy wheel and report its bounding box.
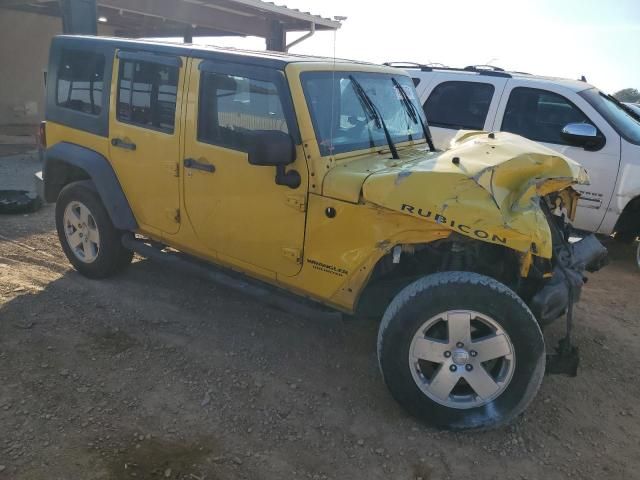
[409,310,516,409]
[63,201,100,263]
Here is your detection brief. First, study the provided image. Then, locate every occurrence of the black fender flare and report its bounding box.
[44,142,138,231]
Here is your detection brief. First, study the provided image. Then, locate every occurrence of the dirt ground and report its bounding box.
[1,205,639,480]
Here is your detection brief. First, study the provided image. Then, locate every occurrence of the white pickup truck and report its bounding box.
[390,63,640,254]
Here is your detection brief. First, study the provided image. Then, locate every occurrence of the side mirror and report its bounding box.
[247,130,295,166]
[561,123,605,151]
[247,130,300,188]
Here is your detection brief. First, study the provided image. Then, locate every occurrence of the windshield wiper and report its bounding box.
[392,77,436,151]
[349,75,399,159]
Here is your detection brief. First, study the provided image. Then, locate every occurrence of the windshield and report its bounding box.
[301,72,426,156]
[579,88,640,145]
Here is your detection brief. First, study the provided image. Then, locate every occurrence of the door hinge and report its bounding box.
[282,247,302,264]
[174,209,181,223]
[286,195,306,212]
[174,163,180,177]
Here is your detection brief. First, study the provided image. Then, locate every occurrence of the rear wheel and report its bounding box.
[377,272,545,430]
[55,181,133,278]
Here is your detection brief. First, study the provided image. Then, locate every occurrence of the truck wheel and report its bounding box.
[377,272,545,430]
[55,181,133,279]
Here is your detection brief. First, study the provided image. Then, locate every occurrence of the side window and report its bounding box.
[424,81,494,130]
[56,49,105,115]
[198,71,288,150]
[116,60,178,133]
[501,87,593,145]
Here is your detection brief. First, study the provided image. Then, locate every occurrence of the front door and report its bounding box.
[494,84,620,233]
[109,51,184,234]
[182,59,307,277]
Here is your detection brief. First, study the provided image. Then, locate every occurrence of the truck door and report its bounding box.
[421,74,508,149]
[109,51,184,235]
[493,83,621,233]
[182,59,308,278]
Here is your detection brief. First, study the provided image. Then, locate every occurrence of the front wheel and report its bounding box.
[377,272,545,430]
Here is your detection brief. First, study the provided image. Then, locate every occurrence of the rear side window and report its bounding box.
[502,87,593,145]
[56,49,105,115]
[198,71,288,150]
[424,81,494,130]
[116,60,179,133]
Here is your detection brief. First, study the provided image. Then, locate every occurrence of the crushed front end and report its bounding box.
[354,131,609,373]
[525,192,608,375]
[528,192,608,327]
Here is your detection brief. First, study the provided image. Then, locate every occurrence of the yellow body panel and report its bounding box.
[46,121,110,159]
[277,193,451,311]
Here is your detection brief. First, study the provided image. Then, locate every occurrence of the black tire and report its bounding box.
[377,272,545,431]
[55,181,133,279]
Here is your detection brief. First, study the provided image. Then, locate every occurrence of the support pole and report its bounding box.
[59,0,98,35]
[184,24,193,43]
[265,20,285,52]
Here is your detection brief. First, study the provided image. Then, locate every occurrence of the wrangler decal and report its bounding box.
[307,258,349,277]
[400,204,507,244]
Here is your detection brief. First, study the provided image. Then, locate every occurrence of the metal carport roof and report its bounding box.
[0,0,342,50]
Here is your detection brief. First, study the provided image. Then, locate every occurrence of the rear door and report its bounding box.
[109,51,184,235]
[494,83,620,232]
[421,74,507,149]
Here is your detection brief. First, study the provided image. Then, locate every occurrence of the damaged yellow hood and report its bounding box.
[323,131,589,258]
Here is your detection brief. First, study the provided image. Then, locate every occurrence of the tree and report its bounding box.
[613,88,640,103]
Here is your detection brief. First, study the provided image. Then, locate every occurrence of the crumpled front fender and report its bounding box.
[362,131,589,258]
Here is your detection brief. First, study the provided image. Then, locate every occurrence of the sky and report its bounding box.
[196,0,639,94]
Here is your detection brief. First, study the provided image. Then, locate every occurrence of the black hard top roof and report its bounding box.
[55,35,373,70]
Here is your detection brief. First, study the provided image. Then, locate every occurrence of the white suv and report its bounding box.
[390,63,640,242]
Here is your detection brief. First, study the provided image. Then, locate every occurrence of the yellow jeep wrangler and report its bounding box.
[43,35,607,430]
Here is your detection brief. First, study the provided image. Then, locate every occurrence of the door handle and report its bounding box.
[184,157,215,173]
[111,138,137,150]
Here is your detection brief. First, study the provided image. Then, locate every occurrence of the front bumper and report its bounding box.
[529,234,608,325]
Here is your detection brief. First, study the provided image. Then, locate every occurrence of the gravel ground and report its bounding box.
[1,205,639,480]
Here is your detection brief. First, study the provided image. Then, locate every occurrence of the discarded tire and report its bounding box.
[0,190,42,214]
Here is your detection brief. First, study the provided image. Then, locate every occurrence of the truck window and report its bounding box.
[197,72,288,151]
[56,49,105,115]
[424,81,494,130]
[502,87,593,145]
[116,60,178,133]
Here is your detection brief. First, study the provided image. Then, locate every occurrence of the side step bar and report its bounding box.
[121,234,342,322]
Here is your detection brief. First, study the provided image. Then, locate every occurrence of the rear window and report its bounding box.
[424,81,494,130]
[56,49,105,115]
[116,60,179,133]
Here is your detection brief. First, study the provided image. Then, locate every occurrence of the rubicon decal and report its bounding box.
[400,204,507,244]
[307,258,348,277]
